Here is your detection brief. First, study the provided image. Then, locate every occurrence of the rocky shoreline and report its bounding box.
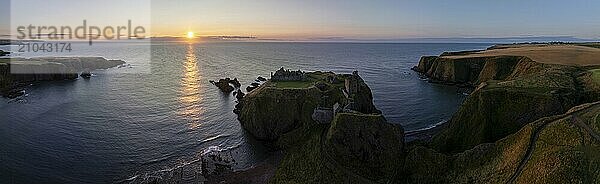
[0,57,125,98]
[232,44,600,183]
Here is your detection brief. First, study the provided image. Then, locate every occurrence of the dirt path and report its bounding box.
[507,103,600,184]
[506,117,557,184]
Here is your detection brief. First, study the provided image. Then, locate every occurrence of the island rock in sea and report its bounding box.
[0,57,125,98]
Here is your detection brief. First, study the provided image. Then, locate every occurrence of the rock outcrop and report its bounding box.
[0,50,8,57]
[412,55,522,86]
[0,57,125,98]
[412,52,599,153]
[80,68,92,78]
[237,69,407,183]
[210,78,235,93]
[325,113,404,180]
[238,86,322,141]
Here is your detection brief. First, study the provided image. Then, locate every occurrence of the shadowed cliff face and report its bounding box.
[325,113,404,180]
[237,71,407,183]
[414,53,599,153]
[238,86,322,141]
[414,55,522,86]
[237,71,382,142]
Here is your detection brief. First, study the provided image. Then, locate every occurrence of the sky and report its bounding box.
[2,0,600,41]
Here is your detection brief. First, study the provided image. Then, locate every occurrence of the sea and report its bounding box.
[0,42,493,183]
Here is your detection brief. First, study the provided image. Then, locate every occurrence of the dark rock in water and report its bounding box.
[80,68,92,78]
[213,78,234,93]
[234,89,245,100]
[210,77,242,93]
[246,85,258,92]
[251,82,260,87]
[0,50,9,57]
[3,88,25,99]
[257,76,267,81]
[233,102,243,114]
[229,78,241,88]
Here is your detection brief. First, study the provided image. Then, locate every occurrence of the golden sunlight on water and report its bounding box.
[179,43,204,129]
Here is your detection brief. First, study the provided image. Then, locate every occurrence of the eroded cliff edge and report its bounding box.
[235,44,600,183]
[236,70,405,183]
[414,49,600,153]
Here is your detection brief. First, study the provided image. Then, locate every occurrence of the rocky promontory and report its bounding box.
[0,57,125,98]
[235,69,406,182]
[414,45,600,153]
[233,44,600,183]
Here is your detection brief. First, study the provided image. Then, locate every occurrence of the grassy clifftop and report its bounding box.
[414,50,599,153]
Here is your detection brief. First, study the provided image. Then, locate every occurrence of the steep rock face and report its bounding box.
[238,85,322,141]
[431,59,582,153]
[343,73,380,114]
[414,55,521,86]
[413,53,595,153]
[325,113,404,180]
[238,71,381,142]
[239,70,406,183]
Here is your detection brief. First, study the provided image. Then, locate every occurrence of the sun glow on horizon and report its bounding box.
[187,31,195,38]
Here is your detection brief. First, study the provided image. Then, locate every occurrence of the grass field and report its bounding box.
[445,45,600,66]
[273,81,314,88]
[591,69,600,82]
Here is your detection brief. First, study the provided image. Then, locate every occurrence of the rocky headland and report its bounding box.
[0,57,125,98]
[233,43,600,183]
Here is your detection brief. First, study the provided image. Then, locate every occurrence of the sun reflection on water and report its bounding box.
[179,43,204,129]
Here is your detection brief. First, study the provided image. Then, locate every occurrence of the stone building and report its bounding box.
[311,103,341,124]
[270,67,306,81]
[344,71,360,96]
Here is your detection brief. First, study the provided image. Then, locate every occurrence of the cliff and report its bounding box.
[0,57,125,98]
[238,85,322,141]
[324,113,404,180]
[236,70,406,183]
[414,52,599,153]
[235,54,600,183]
[401,101,600,183]
[413,55,522,86]
[237,71,378,142]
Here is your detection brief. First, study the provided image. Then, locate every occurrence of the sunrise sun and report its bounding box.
[187,31,194,38]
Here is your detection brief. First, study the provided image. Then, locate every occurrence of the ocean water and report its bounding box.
[0,42,492,183]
